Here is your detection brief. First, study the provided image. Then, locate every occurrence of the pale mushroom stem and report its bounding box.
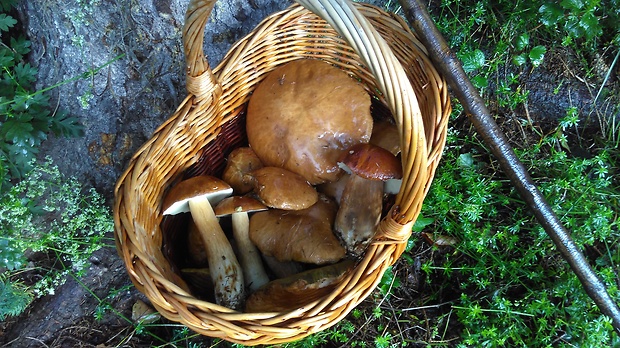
[231,212,270,291]
[188,198,244,309]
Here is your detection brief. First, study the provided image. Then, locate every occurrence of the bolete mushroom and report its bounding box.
[245,259,355,313]
[214,196,270,292]
[246,166,318,210]
[316,172,350,203]
[222,147,264,194]
[246,59,374,185]
[181,268,214,302]
[261,255,305,279]
[162,175,244,309]
[249,194,345,265]
[370,119,401,156]
[335,143,403,256]
[186,219,207,266]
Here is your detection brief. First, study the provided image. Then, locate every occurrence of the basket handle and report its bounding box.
[295,0,429,226]
[182,0,221,100]
[182,0,430,241]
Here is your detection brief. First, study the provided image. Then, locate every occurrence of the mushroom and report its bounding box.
[186,219,208,266]
[261,255,305,279]
[245,259,355,313]
[249,194,345,265]
[246,166,318,210]
[214,196,270,292]
[181,268,214,302]
[370,119,401,156]
[334,143,403,256]
[162,175,244,309]
[222,147,264,194]
[246,59,374,185]
[316,173,350,203]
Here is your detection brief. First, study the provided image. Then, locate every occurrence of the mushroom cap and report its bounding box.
[247,166,318,210]
[245,260,355,313]
[213,196,268,217]
[249,194,345,264]
[339,143,403,181]
[246,59,373,185]
[222,147,264,194]
[162,175,233,215]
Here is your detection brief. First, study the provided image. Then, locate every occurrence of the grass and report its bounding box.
[418,116,620,346]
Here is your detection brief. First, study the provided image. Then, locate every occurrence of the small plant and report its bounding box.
[415,117,620,346]
[0,0,84,182]
[0,276,32,321]
[539,1,605,46]
[0,158,113,317]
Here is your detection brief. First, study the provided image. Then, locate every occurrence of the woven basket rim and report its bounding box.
[113,1,451,345]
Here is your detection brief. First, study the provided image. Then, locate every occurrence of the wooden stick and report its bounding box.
[399,0,620,333]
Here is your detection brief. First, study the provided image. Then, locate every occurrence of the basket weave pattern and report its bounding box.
[114,0,451,344]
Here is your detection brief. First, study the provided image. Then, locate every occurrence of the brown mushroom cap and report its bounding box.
[247,166,318,210]
[246,59,373,185]
[249,194,345,264]
[339,143,403,181]
[213,196,268,216]
[162,176,233,215]
[245,260,355,313]
[222,147,264,194]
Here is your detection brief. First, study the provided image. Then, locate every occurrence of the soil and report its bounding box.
[1,0,619,347]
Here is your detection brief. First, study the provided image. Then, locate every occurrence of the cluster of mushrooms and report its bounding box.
[162,59,402,311]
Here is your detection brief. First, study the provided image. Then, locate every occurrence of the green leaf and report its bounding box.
[460,49,486,73]
[49,111,85,138]
[0,13,17,32]
[560,0,584,10]
[580,12,602,40]
[10,36,31,60]
[471,75,489,89]
[413,216,435,232]
[0,0,20,12]
[513,53,528,66]
[0,239,26,271]
[13,63,37,87]
[458,152,476,169]
[0,47,14,68]
[565,15,585,39]
[539,4,564,27]
[515,33,530,51]
[0,143,36,178]
[529,46,547,67]
[1,119,34,144]
[379,266,401,296]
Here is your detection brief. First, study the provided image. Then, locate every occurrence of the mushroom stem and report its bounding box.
[335,174,383,256]
[231,212,270,291]
[188,198,244,309]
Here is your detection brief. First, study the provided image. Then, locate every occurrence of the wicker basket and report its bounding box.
[113,0,451,344]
